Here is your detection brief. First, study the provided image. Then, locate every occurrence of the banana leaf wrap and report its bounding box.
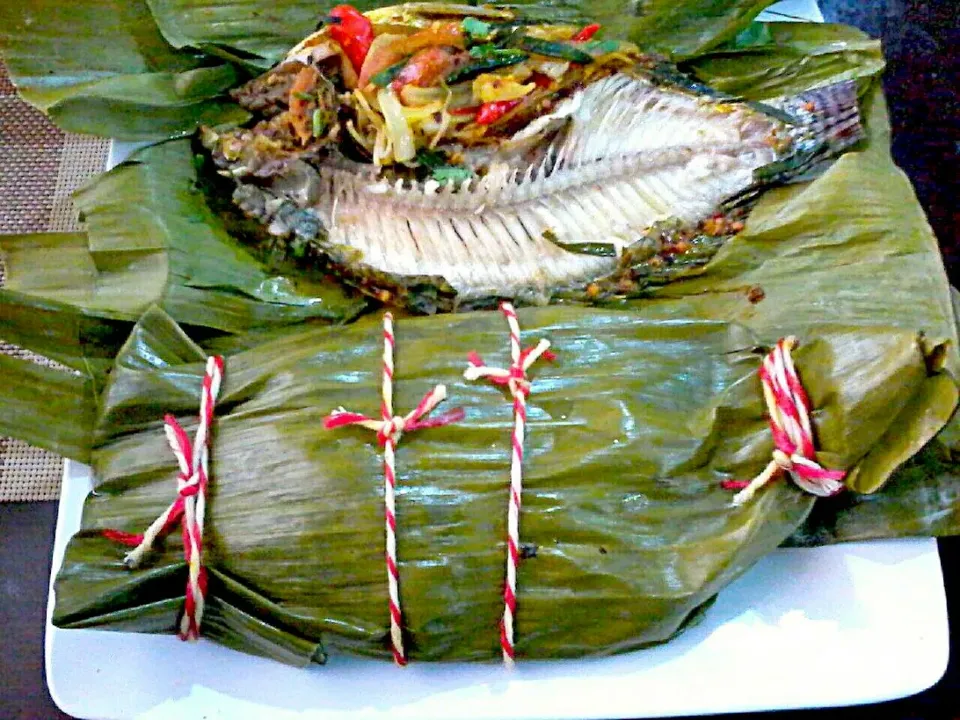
[1,0,960,667]
[51,304,950,664]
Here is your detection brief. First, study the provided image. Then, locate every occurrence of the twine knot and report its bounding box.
[323,312,464,666]
[102,355,224,642]
[465,338,554,400]
[724,337,846,506]
[772,449,794,472]
[378,415,407,444]
[324,384,463,448]
[177,472,201,497]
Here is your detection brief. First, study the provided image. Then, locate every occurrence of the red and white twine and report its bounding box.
[323,312,463,666]
[464,302,555,667]
[722,337,846,505]
[104,355,224,641]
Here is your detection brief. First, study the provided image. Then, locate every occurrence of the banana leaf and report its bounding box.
[0,140,369,390]
[50,304,951,664]
[2,0,959,667]
[0,0,251,139]
[682,22,886,98]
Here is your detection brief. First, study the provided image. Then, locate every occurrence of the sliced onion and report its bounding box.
[533,59,570,79]
[377,87,417,163]
[400,84,447,106]
[472,74,535,104]
[402,100,445,123]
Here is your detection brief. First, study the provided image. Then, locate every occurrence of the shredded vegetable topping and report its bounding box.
[211,5,651,173]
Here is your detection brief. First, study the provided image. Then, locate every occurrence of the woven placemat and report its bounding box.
[0,61,110,501]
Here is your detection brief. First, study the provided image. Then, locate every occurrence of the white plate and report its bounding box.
[47,461,949,720]
[49,2,949,717]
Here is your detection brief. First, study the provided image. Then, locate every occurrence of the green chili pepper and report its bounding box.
[510,35,593,64]
[446,51,529,85]
[583,39,620,55]
[370,59,409,87]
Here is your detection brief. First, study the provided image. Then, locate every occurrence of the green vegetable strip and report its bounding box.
[371,59,409,87]
[447,51,529,84]
[509,35,594,63]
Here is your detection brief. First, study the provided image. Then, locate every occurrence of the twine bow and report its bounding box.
[723,337,846,505]
[464,302,554,667]
[324,385,462,446]
[323,312,463,666]
[103,355,224,641]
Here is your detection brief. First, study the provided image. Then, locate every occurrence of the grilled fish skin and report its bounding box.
[203,8,864,312]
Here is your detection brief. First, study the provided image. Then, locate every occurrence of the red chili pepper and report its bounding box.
[450,105,480,116]
[572,23,601,42]
[475,99,521,125]
[529,71,554,89]
[328,5,374,74]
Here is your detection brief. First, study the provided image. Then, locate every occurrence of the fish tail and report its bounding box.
[727,80,865,209]
[784,79,865,156]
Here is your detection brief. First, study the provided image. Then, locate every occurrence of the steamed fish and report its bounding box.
[203,3,864,312]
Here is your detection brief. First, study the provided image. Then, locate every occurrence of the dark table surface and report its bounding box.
[2,1,958,718]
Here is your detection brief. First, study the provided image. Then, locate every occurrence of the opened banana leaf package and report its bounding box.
[1,0,957,697]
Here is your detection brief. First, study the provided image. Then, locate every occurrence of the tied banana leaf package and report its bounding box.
[2,1,960,666]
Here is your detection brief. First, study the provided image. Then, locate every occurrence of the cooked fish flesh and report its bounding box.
[202,4,863,311]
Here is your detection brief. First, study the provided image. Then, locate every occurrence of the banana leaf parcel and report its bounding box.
[2,1,960,666]
[45,305,957,664]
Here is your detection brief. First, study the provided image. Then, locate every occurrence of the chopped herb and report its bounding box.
[417,149,475,184]
[431,166,474,184]
[462,17,493,39]
[416,148,447,170]
[468,43,511,59]
[293,90,315,101]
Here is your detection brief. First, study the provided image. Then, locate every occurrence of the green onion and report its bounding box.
[542,229,617,257]
[312,109,326,138]
[293,91,314,101]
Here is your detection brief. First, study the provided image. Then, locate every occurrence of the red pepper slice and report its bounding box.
[328,5,374,74]
[572,23,601,42]
[529,71,554,89]
[450,105,480,116]
[391,46,462,90]
[475,99,522,125]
